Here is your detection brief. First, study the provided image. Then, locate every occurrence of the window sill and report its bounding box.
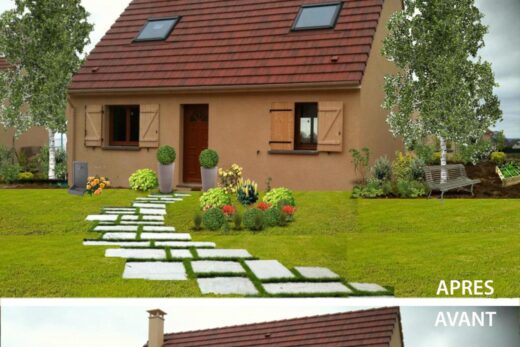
[102,146,141,151]
[268,150,319,155]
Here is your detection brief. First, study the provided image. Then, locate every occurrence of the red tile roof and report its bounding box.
[70,0,385,91]
[150,307,402,347]
[0,57,10,70]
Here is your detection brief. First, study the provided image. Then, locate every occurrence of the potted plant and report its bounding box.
[199,149,219,192]
[156,145,176,193]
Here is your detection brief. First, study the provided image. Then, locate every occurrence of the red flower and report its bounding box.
[222,205,236,216]
[257,202,271,211]
[282,205,296,215]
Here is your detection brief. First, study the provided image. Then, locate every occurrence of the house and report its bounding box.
[67,0,403,190]
[0,57,48,154]
[144,307,404,347]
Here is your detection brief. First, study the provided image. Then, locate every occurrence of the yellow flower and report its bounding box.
[100,183,105,189]
[93,179,100,186]
[86,184,91,190]
[106,181,111,187]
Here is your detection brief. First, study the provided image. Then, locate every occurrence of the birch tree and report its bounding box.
[381,0,502,181]
[0,0,92,178]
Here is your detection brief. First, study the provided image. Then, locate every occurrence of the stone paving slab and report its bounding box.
[105,248,166,259]
[121,215,139,220]
[102,210,136,215]
[83,241,150,247]
[155,241,216,248]
[86,214,119,222]
[349,282,387,292]
[142,215,165,221]
[245,260,295,280]
[174,193,191,197]
[102,233,137,240]
[140,233,191,240]
[120,221,165,225]
[123,262,187,280]
[196,249,252,259]
[133,203,166,209]
[294,266,340,279]
[169,249,193,258]
[148,194,174,198]
[140,208,167,215]
[197,277,258,295]
[94,225,138,232]
[262,282,351,295]
[192,261,245,274]
[142,226,175,232]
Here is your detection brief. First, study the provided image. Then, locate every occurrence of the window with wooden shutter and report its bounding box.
[84,104,103,147]
[317,101,344,152]
[269,102,294,150]
[139,104,160,148]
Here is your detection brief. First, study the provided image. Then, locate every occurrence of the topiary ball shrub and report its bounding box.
[243,208,265,231]
[157,145,176,165]
[264,207,282,227]
[202,207,226,231]
[199,187,231,210]
[490,151,506,165]
[199,149,219,168]
[128,168,158,191]
[263,187,296,207]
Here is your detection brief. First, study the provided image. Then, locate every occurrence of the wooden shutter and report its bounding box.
[317,101,344,152]
[84,104,103,147]
[269,102,294,150]
[139,104,160,148]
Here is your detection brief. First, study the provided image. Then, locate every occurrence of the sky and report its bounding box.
[2,302,519,347]
[0,0,518,136]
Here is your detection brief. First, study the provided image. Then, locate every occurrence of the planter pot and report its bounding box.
[201,166,217,192]
[158,163,175,194]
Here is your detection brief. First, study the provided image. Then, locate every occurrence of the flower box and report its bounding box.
[496,165,520,187]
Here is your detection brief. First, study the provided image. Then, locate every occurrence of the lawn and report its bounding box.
[0,189,518,297]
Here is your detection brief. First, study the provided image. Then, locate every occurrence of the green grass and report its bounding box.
[0,189,518,297]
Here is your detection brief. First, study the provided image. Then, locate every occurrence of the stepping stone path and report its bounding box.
[83,192,391,297]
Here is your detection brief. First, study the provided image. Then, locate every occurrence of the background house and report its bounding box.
[67,0,403,190]
[144,307,404,347]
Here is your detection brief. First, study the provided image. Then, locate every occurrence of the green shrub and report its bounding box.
[36,146,67,179]
[243,208,265,231]
[193,213,202,230]
[17,171,34,180]
[128,169,158,191]
[433,152,441,164]
[199,187,231,210]
[414,143,437,165]
[263,187,295,207]
[232,213,242,230]
[264,207,282,227]
[156,145,176,165]
[372,156,392,181]
[490,151,506,165]
[396,180,427,198]
[236,178,259,206]
[0,163,20,183]
[202,208,226,231]
[199,149,219,168]
[454,139,494,165]
[352,179,387,198]
[218,164,242,194]
[349,147,370,183]
[392,152,425,181]
[278,212,289,227]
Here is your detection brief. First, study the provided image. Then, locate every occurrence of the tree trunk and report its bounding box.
[48,128,56,179]
[439,136,448,183]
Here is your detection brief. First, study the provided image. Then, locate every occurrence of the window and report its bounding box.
[109,105,140,146]
[135,17,179,42]
[292,2,342,31]
[295,103,318,150]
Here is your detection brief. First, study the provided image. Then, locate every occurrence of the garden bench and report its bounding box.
[424,164,481,199]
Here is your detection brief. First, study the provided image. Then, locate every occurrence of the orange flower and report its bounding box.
[94,188,102,195]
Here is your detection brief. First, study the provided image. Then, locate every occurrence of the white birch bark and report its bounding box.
[439,136,448,183]
[48,128,56,179]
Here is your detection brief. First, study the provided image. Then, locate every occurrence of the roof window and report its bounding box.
[135,17,179,42]
[292,2,342,31]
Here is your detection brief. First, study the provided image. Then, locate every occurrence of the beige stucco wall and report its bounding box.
[0,126,48,151]
[389,320,405,347]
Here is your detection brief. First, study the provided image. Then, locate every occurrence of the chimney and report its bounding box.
[147,309,167,347]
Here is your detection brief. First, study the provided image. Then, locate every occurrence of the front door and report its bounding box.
[183,104,209,183]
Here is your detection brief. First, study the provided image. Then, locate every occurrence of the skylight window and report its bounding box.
[135,17,179,42]
[292,2,342,31]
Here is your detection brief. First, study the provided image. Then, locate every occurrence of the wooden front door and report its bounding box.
[183,104,209,183]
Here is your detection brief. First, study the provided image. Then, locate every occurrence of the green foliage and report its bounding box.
[128,169,158,191]
[349,147,370,183]
[218,164,242,194]
[156,145,176,165]
[499,161,520,178]
[263,188,296,207]
[414,143,437,165]
[392,152,424,181]
[202,208,226,231]
[198,149,219,168]
[264,207,282,227]
[454,139,494,165]
[352,179,389,198]
[382,0,502,154]
[492,131,506,151]
[236,178,259,206]
[232,212,242,230]
[199,188,231,210]
[490,152,506,165]
[0,163,20,183]
[193,213,202,230]
[36,146,67,179]
[17,171,34,180]
[242,208,265,231]
[372,156,392,181]
[396,180,427,198]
